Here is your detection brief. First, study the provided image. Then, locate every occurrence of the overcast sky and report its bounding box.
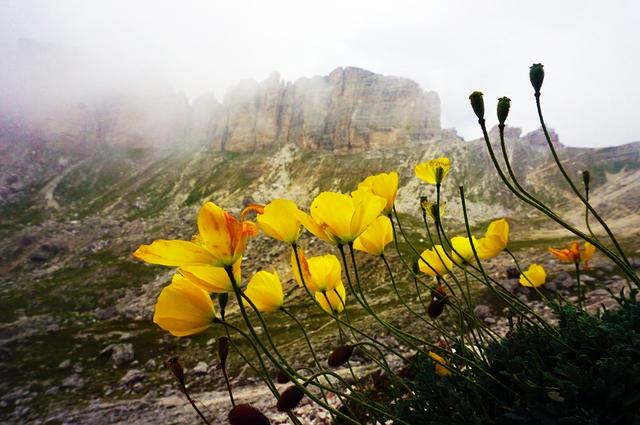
[1,0,639,147]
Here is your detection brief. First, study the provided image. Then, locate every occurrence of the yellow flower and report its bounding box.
[428,351,451,377]
[315,283,347,314]
[357,171,399,215]
[581,242,596,270]
[519,263,546,287]
[153,276,216,336]
[291,249,343,293]
[133,201,258,268]
[477,218,509,259]
[415,157,451,185]
[418,245,452,277]
[450,235,480,265]
[178,259,241,293]
[257,199,302,244]
[243,270,284,313]
[296,190,386,244]
[353,216,393,256]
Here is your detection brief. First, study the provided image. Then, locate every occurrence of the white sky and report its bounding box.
[1,0,639,147]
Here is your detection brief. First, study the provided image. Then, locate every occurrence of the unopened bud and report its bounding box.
[166,357,185,387]
[529,63,545,94]
[328,345,355,367]
[427,298,447,318]
[469,91,485,120]
[497,97,511,125]
[217,337,230,369]
[228,403,271,425]
[412,260,420,275]
[218,293,229,320]
[276,385,305,412]
[275,368,290,384]
[582,170,590,191]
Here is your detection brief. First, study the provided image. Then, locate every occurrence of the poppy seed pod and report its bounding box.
[217,337,230,369]
[328,345,355,367]
[228,403,271,425]
[497,97,511,125]
[166,357,185,387]
[529,63,545,94]
[469,91,485,120]
[276,385,305,412]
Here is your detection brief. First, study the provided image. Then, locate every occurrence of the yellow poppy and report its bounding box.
[291,251,342,293]
[581,242,596,270]
[418,245,452,277]
[519,263,547,287]
[315,283,347,314]
[153,277,216,336]
[450,235,480,265]
[477,218,510,259]
[290,246,311,288]
[296,191,386,244]
[353,216,393,256]
[428,351,451,377]
[134,201,258,268]
[415,157,451,185]
[243,270,284,313]
[256,199,301,244]
[179,258,241,293]
[356,171,399,215]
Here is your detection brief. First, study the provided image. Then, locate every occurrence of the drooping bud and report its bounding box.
[412,260,420,275]
[469,91,485,120]
[582,170,590,192]
[166,357,185,387]
[275,368,290,384]
[497,97,511,125]
[218,293,229,320]
[217,337,230,369]
[276,385,305,412]
[228,403,271,425]
[529,63,545,94]
[327,345,355,367]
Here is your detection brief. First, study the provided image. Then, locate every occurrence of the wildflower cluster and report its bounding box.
[131,64,638,424]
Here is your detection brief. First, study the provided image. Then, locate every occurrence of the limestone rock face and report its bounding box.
[213,67,441,152]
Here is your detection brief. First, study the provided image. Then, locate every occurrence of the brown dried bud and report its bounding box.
[275,368,290,384]
[427,285,449,318]
[328,345,355,367]
[217,337,230,369]
[582,170,590,192]
[228,403,271,425]
[166,357,185,387]
[276,385,305,412]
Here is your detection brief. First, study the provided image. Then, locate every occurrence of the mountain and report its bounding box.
[1,67,639,423]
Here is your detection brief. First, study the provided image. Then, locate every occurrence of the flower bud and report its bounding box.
[217,337,230,369]
[582,170,590,192]
[166,357,185,387]
[412,260,420,275]
[497,97,511,125]
[228,403,271,425]
[328,345,355,367]
[469,91,485,120]
[218,293,229,320]
[427,298,447,318]
[276,385,305,412]
[275,368,290,384]
[529,63,544,94]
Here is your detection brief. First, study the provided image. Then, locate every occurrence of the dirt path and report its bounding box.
[41,159,89,211]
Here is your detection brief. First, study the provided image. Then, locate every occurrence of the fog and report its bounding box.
[1,0,639,147]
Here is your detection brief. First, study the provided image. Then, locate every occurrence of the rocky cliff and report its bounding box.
[200,67,441,151]
[3,67,440,152]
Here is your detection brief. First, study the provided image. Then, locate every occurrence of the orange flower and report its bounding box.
[548,241,595,268]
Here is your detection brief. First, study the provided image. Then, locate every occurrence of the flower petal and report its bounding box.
[133,240,216,267]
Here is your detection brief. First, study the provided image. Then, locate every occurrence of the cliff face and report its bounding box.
[207,67,441,151]
[3,66,440,152]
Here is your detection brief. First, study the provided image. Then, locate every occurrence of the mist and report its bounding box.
[1,0,639,147]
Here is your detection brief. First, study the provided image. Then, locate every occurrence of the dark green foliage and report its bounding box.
[393,295,640,425]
